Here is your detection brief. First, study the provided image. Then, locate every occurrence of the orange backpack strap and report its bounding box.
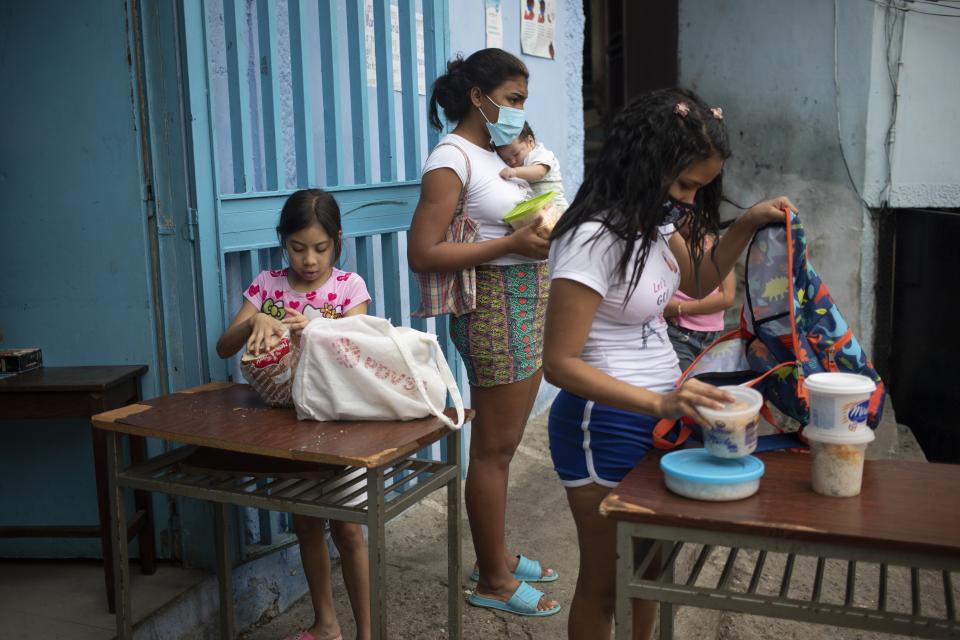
[653,417,693,450]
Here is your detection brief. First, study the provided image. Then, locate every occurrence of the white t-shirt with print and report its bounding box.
[550,220,682,392]
[421,133,535,266]
[525,142,568,209]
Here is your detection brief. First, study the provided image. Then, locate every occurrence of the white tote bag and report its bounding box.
[292,315,465,429]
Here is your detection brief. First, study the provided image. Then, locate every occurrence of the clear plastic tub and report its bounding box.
[660,449,765,502]
[696,386,763,458]
[805,426,874,497]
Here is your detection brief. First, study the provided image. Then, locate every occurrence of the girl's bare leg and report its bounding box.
[293,515,343,640]
[565,484,657,640]
[330,521,371,640]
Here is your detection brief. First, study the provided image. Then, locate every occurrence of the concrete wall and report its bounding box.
[863,6,960,207]
[679,0,960,353]
[679,0,874,350]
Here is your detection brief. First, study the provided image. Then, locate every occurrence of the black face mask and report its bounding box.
[660,195,698,226]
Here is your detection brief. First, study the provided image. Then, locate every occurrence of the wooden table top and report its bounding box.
[0,365,148,393]
[601,451,960,559]
[91,382,470,468]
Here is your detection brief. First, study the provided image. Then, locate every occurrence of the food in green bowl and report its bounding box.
[503,191,559,233]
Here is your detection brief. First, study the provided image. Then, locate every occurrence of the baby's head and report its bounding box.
[496,122,536,168]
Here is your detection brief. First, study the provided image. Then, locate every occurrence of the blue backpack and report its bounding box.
[652,211,886,450]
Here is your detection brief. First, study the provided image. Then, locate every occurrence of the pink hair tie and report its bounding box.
[673,102,690,118]
[710,107,724,120]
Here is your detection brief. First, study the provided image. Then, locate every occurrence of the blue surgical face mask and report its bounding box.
[478,95,525,147]
[661,195,698,226]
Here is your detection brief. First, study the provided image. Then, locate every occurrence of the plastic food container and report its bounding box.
[804,425,874,497]
[803,372,876,434]
[660,449,765,501]
[503,191,557,231]
[696,386,763,458]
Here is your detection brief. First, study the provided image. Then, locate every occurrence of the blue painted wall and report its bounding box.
[0,1,163,557]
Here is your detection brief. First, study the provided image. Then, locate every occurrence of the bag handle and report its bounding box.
[384,325,465,430]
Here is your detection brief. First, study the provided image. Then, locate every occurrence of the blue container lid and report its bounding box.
[660,449,765,485]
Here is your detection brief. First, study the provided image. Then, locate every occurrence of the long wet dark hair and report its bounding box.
[428,48,529,130]
[552,88,731,301]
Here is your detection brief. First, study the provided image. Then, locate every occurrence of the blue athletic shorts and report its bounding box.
[547,389,659,488]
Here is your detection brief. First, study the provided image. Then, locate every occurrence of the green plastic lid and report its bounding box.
[502,191,556,224]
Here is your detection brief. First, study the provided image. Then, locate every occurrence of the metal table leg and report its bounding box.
[659,543,674,640]
[367,466,387,639]
[215,503,235,639]
[106,431,132,640]
[616,524,632,640]
[447,430,462,640]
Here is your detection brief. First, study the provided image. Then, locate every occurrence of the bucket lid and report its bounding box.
[803,425,876,445]
[804,372,876,395]
[660,449,765,485]
[697,385,763,419]
[502,191,556,224]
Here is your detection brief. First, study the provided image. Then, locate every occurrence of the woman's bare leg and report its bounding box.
[467,372,557,611]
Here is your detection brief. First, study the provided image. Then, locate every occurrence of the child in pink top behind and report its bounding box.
[664,234,737,371]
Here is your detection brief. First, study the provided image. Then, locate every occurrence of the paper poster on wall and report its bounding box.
[416,12,426,95]
[485,0,503,49]
[520,0,556,59]
[391,4,402,91]
[365,0,377,87]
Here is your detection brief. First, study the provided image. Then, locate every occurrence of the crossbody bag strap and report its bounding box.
[433,142,471,212]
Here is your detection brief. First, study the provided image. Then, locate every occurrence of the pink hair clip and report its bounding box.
[710,107,724,120]
[673,102,690,118]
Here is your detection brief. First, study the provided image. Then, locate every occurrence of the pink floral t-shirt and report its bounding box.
[243,268,371,321]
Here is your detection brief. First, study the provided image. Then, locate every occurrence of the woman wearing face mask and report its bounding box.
[543,88,795,639]
[408,48,560,617]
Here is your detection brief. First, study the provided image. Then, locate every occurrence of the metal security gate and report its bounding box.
[178,0,465,557]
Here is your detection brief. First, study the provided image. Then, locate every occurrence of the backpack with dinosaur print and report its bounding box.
[653,210,886,450]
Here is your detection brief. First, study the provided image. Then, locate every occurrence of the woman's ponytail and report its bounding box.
[429,56,471,130]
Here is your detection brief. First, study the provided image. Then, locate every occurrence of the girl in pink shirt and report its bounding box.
[664,233,736,371]
[216,189,371,640]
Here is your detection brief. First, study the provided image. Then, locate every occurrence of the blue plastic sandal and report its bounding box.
[467,581,561,617]
[468,554,559,583]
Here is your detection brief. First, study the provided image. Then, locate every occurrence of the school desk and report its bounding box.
[0,365,156,613]
[602,451,960,639]
[93,381,469,640]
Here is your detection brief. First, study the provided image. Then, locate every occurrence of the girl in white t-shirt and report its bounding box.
[408,48,559,618]
[543,88,796,639]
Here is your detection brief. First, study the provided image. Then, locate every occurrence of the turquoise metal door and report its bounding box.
[178,0,464,563]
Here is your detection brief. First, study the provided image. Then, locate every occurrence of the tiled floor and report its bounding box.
[0,560,206,640]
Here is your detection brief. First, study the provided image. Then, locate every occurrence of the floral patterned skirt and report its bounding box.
[450,262,550,388]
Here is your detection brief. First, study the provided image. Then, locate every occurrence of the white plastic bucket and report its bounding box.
[803,373,875,433]
[696,386,763,458]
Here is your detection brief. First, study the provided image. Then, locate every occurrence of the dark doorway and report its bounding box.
[876,208,960,463]
[582,0,678,172]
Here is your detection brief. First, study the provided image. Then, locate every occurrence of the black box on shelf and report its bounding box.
[0,348,43,373]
